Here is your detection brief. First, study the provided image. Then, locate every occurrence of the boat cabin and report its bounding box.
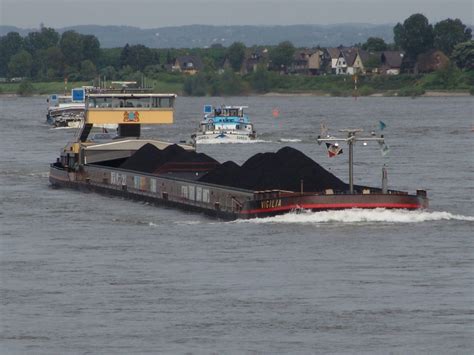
[197,105,255,137]
[78,93,177,142]
[87,93,175,110]
[214,106,246,118]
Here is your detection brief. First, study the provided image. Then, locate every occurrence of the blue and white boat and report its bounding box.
[192,105,257,144]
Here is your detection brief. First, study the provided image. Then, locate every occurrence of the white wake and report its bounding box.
[279,138,302,142]
[196,138,271,145]
[239,209,474,224]
[50,126,77,130]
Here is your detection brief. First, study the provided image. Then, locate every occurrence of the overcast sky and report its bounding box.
[1,0,472,28]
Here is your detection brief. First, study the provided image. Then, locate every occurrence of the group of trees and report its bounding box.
[393,14,472,61]
[0,26,101,80]
[0,14,472,86]
[359,15,472,70]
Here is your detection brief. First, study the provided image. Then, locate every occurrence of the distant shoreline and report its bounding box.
[261,90,472,97]
[1,90,472,98]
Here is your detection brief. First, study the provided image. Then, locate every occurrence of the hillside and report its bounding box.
[0,24,396,48]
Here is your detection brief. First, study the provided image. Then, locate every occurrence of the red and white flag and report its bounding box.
[325,143,343,158]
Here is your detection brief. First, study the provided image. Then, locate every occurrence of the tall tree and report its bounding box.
[24,27,59,54]
[8,50,33,77]
[99,65,118,80]
[227,42,246,72]
[119,44,153,71]
[60,30,84,69]
[270,41,295,72]
[433,18,472,55]
[98,48,121,69]
[120,44,131,68]
[394,13,434,60]
[82,35,100,64]
[165,50,173,65]
[451,40,474,70]
[0,32,24,76]
[45,46,65,78]
[30,48,49,79]
[80,60,97,80]
[362,37,388,52]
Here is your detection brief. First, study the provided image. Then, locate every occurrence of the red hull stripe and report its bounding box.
[241,203,422,215]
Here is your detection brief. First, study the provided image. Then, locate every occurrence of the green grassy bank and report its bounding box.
[1,67,472,97]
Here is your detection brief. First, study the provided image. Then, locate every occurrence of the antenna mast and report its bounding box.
[317,128,385,194]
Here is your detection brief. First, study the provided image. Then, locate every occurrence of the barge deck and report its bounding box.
[50,163,428,220]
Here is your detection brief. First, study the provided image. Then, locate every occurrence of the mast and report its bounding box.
[317,128,385,194]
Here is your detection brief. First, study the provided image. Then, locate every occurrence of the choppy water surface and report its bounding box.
[1,95,473,353]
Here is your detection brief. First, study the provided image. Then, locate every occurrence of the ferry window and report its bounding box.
[117,97,151,108]
[90,97,111,108]
[112,97,123,108]
[160,97,171,108]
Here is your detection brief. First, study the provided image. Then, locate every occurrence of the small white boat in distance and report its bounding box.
[46,88,85,127]
[192,105,257,144]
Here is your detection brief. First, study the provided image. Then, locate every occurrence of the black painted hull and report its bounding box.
[50,165,428,220]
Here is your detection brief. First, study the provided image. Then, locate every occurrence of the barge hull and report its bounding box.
[50,165,428,220]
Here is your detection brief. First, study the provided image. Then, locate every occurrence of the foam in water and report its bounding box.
[197,138,271,145]
[279,138,302,142]
[28,171,50,178]
[50,126,77,130]
[238,209,474,224]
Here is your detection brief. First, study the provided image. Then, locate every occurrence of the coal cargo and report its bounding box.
[120,143,217,174]
[121,145,352,192]
[199,146,348,192]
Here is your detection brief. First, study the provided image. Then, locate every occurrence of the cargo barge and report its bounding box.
[49,92,428,220]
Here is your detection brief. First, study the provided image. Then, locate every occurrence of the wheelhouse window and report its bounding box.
[89,96,175,109]
[89,97,112,108]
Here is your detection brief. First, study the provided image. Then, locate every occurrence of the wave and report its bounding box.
[237,209,474,224]
[1,170,49,178]
[197,138,271,145]
[147,220,202,227]
[28,171,50,178]
[49,126,77,130]
[279,138,302,142]
[173,220,202,225]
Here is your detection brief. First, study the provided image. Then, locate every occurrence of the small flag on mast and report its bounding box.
[380,143,390,156]
[326,143,343,157]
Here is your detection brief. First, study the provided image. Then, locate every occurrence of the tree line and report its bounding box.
[0,14,472,86]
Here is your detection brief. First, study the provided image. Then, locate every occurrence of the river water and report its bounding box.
[1,95,473,353]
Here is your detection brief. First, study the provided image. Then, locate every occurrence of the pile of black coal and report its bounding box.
[120,143,218,173]
[199,146,348,192]
[120,144,350,192]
